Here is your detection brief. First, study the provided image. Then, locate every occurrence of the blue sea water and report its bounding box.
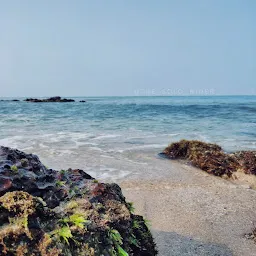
[0,96,255,180]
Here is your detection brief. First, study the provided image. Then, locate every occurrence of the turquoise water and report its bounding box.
[0,96,255,180]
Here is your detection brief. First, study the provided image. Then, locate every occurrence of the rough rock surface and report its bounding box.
[162,140,256,177]
[0,146,157,255]
[24,96,75,102]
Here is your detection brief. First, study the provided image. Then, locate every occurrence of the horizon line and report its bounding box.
[1,95,256,99]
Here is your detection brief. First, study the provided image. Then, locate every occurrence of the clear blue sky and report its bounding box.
[0,1,255,96]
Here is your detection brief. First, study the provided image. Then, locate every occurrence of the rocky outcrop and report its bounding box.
[0,146,157,255]
[0,99,20,102]
[24,96,75,102]
[162,140,256,177]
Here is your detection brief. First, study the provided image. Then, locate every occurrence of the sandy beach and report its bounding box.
[121,159,256,256]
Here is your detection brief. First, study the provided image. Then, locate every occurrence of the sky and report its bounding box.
[0,0,255,97]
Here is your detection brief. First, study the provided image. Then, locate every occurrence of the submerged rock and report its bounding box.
[0,146,157,255]
[162,140,256,177]
[24,96,75,102]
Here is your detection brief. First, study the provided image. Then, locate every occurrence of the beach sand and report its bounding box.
[120,160,256,256]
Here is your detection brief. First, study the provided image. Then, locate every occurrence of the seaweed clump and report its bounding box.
[246,227,256,242]
[0,146,157,255]
[233,151,256,175]
[163,140,256,177]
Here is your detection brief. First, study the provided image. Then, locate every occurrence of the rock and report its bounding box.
[79,100,86,103]
[24,97,75,103]
[0,99,20,102]
[0,146,157,255]
[0,177,12,192]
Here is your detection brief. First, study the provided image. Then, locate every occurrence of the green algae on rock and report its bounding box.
[162,140,256,177]
[0,146,157,255]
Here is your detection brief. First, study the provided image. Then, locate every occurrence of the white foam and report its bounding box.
[76,142,98,147]
[164,133,181,137]
[39,143,49,148]
[92,134,121,140]
[90,167,131,182]
[114,144,167,153]
[0,136,23,148]
[100,155,115,159]
[89,146,104,152]
[59,149,74,155]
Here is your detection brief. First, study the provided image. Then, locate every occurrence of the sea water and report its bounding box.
[0,96,255,181]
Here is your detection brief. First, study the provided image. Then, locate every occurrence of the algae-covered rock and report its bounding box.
[0,146,157,255]
[162,140,256,177]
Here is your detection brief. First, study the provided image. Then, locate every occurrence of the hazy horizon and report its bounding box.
[0,1,255,97]
[2,95,256,99]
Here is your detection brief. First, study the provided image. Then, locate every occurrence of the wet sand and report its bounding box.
[120,159,256,256]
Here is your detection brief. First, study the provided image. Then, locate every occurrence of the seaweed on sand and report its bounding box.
[245,225,256,243]
[233,151,256,175]
[163,140,256,177]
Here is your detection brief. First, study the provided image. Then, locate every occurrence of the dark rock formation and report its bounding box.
[0,99,20,102]
[162,140,256,177]
[24,96,75,102]
[79,100,86,103]
[0,146,157,255]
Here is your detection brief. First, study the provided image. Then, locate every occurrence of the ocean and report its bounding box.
[0,96,255,181]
